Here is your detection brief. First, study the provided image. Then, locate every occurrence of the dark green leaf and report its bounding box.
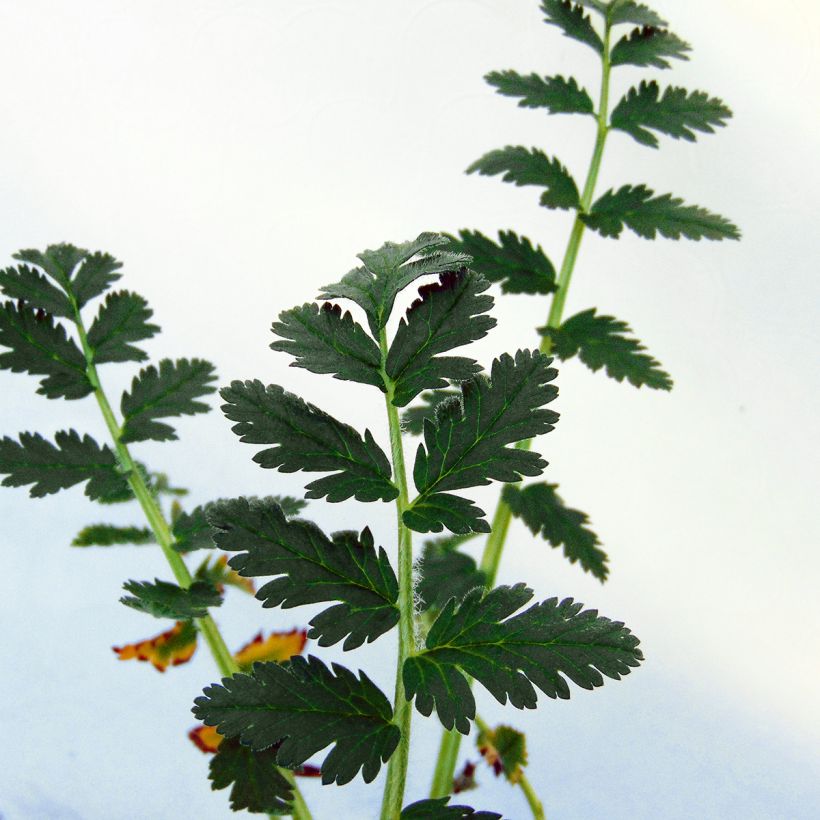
[404,584,643,733]
[270,302,384,389]
[403,493,490,536]
[542,307,672,389]
[71,524,154,547]
[401,389,460,436]
[502,483,608,580]
[467,147,580,210]
[0,264,73,317]
[610,2,668,28]
[401,797,502,819]
[120,358,217,442]
[209,738,294,815]
[540,0,603,53]
[416,540,486,611]
[87,290,159,364]
[0,430,126,499]
[610,81,732,148]
[120,578,222,619]
[610,26,690,69]
[14,245,86,290]
[70,252,123,307]
[406,350,559,533]
[318,233,469,336]
[443,231,556,295]
[209,497,399,650]
[484,71,594,115]
[193,655,400,785]
[387,270,496,407]
[0,301,91,399]
[220,379,397,503]
[582,184,741,240]
[172,503,219,552]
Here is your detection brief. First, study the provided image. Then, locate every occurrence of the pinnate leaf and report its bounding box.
[0,430,126,499]
[443,231,556,295]
[406,350,558,533]
[221,380,397,503]
[387,269,495,406]
[120,578,222,619]
[87,290,159,364]
[404,583,643,733]
[319,233,469,335]
[193,655,400,785]
[120,358,217,443]
[401,797,501,819]
[503,483,609,580]
[582,184,741,240]
[610,81,732,148]
[484,71,593,116]
[0,301,91,399]
[72,523,154,547]
[209,738,295,815]
[543,307,672,389]
[270,302,384,389]
[467,147,580,210]
[209,496,399,649]
[113,620,198,672]
[540,0,603,54]
[610,26,690,69]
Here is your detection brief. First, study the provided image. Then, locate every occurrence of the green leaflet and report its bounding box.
[403,493,490,536]
[0,430,127,499]
[209,496,399,649]
[87,290,160,364]
[120,578,222,619]
[416,538,486,612]
[193,655,400,785]
[610,26,690,69]
[270,302,384,390]
[401,797,502,819]
[172,503,219,552]
[477,724,528,784]
[502,483,609,581]
[69,252,124,308]
[209,738,294,815]
[120,358,217,443]
[540,0,603,54]
[542,307,672,390]
[386,270,496,407]
[610,81,732,148]
[72,524,154,547]
[403,584,643,733]
[0,301,92,399]
[443,231,557,295]
[484,71,594,116]
[467,147,580,211]
[220,379,397,503]
[318,233,470,336]
[406,350,559,534]
[0,264,73,317]
[609,2,667,28]
[582,185,741,241]
[401,388,460,436]
[14,245,87,291]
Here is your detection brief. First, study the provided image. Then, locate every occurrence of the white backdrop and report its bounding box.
[0,1,818,818]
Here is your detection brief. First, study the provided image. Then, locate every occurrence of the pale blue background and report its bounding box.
[0,1,818,818]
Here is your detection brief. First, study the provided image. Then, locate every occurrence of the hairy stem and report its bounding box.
[70,299,312,820]
[378,329,416,820]
[428,18,614,809]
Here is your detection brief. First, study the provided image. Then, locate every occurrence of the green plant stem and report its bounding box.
[473,715,545,820]
[428,18,615,811]
[70,299,312,820]
[378,330,417,820]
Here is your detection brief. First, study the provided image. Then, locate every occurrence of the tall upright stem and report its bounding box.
[428,18,614,810]
[378,329,416,820]
[70,298,312,820]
